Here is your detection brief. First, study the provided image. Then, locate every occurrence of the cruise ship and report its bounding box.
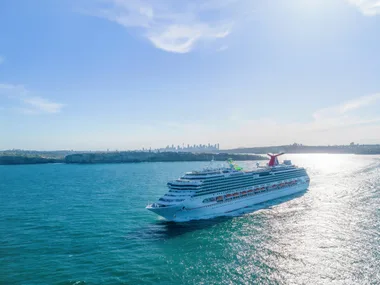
[146,153,309,221]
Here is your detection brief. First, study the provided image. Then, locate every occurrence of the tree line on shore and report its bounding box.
[0,151,267,165]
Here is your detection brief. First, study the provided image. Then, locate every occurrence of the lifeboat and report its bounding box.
[233,193,239,197]
[241,191,247,195]
[226,194,232,198]
[247,190,253,193]
[216,196,223,201]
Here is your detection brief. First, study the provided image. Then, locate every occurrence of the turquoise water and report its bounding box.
[1,154,379,284]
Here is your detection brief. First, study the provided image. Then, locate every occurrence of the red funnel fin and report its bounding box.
[267,152,284,167]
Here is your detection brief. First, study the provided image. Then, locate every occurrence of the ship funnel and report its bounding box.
[267,152,284,167]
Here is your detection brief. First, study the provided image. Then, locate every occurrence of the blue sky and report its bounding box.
[1,0,380,150]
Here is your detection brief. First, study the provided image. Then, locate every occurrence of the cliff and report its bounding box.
[64,151,267,164]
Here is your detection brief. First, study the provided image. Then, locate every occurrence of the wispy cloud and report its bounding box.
[89,0,235,53]
[154,93,380,147]
[339,93,380,112]
[224,94,380,146]
[0,56,4,64]
[0,83,64,114]
[346,0,380,16]
[313,93,380,120]
[22,96,64,114]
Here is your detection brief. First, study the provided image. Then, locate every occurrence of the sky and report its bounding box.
[1,0,380,150]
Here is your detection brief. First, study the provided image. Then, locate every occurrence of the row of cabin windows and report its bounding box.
[200,170,305,187]
[202,181,300,203]
[201,179,254,190]
[197,185,259,197]
[164,194,190,197]
[169,190,198,192]
[183,173,248,182]
[172,171,307,192]
[202,176,253,186]
[254,173,305,184]
[198,172,304,191]
[169,184,200,187]
[197,178,303,197]
[256,171,306,180]
[199,180,263,194]
[159,198,185,202]
[183,168,304,180]
[181,176,222,180]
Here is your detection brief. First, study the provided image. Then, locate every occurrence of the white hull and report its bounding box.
[148,181,309,222]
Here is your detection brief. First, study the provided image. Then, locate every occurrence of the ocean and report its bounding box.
[0,154,379,284]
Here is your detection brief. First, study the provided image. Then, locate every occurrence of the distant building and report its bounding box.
[148,143,220,153]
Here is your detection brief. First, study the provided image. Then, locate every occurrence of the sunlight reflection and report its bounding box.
[229,154,380,284]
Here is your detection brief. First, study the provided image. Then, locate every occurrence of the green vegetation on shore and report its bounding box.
[64,152,267,164]
[0,151,266,165]
[0,155,64,165]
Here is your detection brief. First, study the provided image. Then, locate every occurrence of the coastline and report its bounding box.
[0,156,64,165]
[3,143,380,165]
[0,152,267,165]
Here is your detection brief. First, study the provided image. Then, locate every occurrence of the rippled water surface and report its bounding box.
[1,154,379,284]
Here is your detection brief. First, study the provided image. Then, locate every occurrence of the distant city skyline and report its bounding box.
[5,142,380,154]
[1,0,380,150]
[141,143,220,153]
